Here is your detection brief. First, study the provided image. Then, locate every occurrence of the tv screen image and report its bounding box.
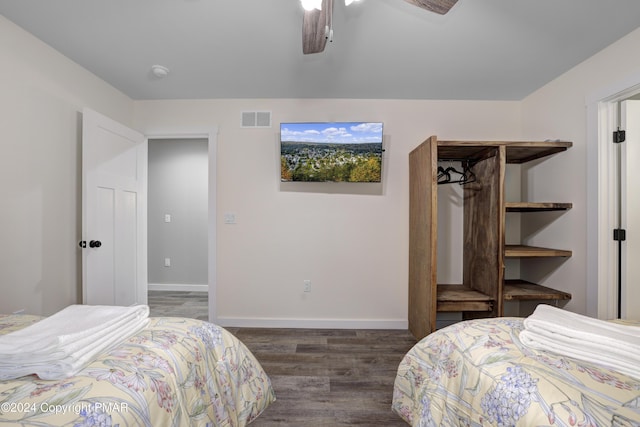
[280,122,383,183]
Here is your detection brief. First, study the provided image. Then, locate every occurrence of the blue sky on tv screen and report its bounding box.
[280,122,383,144]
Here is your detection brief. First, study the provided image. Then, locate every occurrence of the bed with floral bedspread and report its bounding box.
[0,314,275,426]
[392,317,640,426]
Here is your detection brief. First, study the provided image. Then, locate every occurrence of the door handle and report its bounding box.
[89,240,102,248]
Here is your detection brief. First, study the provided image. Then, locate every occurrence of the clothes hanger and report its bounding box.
[437,165,451,183]
[437,161,476,185]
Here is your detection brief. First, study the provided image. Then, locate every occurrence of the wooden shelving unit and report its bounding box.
[408,136,573,340]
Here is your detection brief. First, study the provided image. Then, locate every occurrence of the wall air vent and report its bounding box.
[241,111,272,128]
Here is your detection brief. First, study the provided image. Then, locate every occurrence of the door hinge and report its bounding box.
[613,129,626,143]
[613,229,626,241]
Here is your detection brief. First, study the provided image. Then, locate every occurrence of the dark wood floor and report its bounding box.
[226,327,416,426]
[148,290,209,321]
[148,292,416,426]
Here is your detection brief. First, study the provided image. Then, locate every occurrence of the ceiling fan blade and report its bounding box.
[403,0,458,15]
[302,0,331,54]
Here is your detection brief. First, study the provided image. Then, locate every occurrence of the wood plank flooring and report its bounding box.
[148,290,209,320]
[148,292,416,426]
[227,328,416,426]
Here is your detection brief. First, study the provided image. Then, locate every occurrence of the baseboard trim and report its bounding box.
[214,317,408,330]
[148,283,208,292]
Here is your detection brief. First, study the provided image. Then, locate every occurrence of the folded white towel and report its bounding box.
[519,304,640,380]
[0,304,149,380]
[0,304,149,355]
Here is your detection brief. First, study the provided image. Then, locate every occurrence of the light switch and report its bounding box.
[224,213,236,224]
[164,214,171,223]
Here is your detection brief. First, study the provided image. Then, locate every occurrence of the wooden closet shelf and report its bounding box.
[505,202,572,212]
[437,140,572,164]
[503,280,572,301]
[437,285,493,312]
[505,245,572,258]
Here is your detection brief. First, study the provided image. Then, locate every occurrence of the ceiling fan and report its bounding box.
[302,0,458,54]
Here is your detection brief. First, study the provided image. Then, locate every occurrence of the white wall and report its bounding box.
[0,16,133,315]
[521,27,640,316]
[133,100,522,328]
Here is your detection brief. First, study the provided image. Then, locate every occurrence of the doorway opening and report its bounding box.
[147,138,209,320]
[589,78,640,320]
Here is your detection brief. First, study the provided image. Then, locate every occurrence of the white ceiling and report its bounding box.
[2,0,640,101]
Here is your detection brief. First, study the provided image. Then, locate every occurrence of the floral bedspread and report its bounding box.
[392,317,640,426]
[0,314,275,426]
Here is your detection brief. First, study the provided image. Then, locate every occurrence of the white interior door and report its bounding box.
[621,100,640,319]
[82,108,147,306]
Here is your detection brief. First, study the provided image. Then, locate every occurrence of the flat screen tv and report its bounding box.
[280,122,383,183]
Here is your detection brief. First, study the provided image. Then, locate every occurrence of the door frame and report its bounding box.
[587,73,640,319]
[145,128,219,323]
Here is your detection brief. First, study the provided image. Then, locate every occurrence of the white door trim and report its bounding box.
[145,128,219,323]
[586,74,640,319]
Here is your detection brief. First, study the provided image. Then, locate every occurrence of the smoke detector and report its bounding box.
[151,65,170,78]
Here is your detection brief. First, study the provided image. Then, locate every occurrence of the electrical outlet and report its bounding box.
[304,280,311,292]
